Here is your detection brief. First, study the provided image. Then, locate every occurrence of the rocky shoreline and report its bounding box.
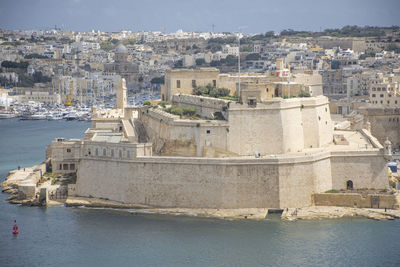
[1,163,67,207]
[65,197,269,220]
[282,206,400,221]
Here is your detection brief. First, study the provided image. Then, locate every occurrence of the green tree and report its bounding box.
[150,76,165,84]
[1,61,28,69]
[100,42,115,52]
[195,58,206,66]
[331,60,340,69]
[245,53,260,60]
[111,38,119,44]
[223,55,237,66]
[240,46,253,52]
[174,60,183,68]
[24,53,48,59]
[32,71,51,83]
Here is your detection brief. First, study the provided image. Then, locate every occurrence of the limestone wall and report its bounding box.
[301,97,334,148]
[330,151,389,190]
[92,121,122,131]
[172,94,230,118]
[143,95,333,157]
[313,193,399,209]
[280,101,304,153]
[139,108,229,156]
[279,155,332,208]
[226,97,332,155]
[227,104,284,155]
[76,157,281,209]
[74,149,387,209]
[81,141,152,159]
[366,109,400,149]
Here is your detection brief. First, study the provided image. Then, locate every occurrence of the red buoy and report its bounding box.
[12,220,18,235]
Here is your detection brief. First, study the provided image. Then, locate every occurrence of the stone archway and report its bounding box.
[346,180,353,190]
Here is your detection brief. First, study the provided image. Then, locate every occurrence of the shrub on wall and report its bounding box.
[298,91,311,98]
[193,83,230,98]
[164,105,196,117]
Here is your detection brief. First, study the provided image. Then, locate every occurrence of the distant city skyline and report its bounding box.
[0,0,399,33]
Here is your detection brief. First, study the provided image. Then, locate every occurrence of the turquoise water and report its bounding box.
[1,119,400,267]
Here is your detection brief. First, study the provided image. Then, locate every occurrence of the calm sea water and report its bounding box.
[1,119,400,267]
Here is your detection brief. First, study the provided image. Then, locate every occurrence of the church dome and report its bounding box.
[115,44,128,53]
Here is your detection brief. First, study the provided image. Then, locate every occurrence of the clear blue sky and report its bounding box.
[0,0,399,33]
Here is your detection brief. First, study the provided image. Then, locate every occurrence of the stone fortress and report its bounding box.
[47,65,392,210]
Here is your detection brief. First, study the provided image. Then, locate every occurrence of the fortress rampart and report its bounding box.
[74,149,386,209]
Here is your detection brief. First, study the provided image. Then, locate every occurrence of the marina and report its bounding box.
[0,92,160,121]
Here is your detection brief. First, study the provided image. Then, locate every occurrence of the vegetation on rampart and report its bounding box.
[193,83,230,98]
[297,91,311,98]
[164,105,196,117]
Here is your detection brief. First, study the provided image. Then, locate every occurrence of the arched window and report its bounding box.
[346,180,353,190]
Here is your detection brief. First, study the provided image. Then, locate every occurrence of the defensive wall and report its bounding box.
[361,107,400,149]
[74,149,388,209]
[139,95,334,156]
[171,94,230,118]
[313,192,400,209]
[139,108,229,157]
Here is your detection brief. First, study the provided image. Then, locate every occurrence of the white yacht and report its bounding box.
[0,110,16,119]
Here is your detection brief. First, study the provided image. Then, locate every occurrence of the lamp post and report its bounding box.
[238,33,241,102]
[237,27,245,103]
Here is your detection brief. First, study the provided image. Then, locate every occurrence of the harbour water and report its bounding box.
[1,119,400,266]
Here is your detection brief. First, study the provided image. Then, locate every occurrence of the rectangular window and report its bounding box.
[127,150,130,158]
[103,148,106,156]
[206,130,211,134]
[66,149,71,153]
[192,80,196,88]
[111,149,114,157]
[63,164,68,170]
[119,150,122,158]
[213,80,216,87]
[372,94,376,97]
[70,164,75,170]
[177,80,181,88]
[95,148,98,156]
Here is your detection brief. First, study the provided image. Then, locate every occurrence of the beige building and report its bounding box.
[162,68,219,101]
[360,106,400,150]
[369,73,400,107]
[162,62,323,102]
